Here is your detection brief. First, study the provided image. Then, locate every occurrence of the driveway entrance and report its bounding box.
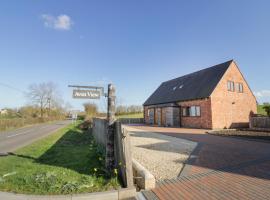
[132,126,270,200]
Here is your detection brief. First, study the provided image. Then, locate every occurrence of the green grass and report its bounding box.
[258,105,267,116]
[116,112,143,119]
[0,122,120,195]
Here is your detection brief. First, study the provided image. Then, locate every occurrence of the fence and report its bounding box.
[118,118,144,124]
[92,118,133,188]
[92,118,107,147]
[250,116,270,129]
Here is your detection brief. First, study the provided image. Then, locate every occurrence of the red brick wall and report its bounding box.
[144,62,257,129]
[210,61,257,129]
[144,106,149,124]
[178,98,212,129]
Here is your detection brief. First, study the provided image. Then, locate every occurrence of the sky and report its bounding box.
[0,0,270,111]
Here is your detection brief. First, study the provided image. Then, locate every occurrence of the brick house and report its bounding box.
[143,60,257,129]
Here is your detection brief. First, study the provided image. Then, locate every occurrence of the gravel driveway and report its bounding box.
[125,126,197,181]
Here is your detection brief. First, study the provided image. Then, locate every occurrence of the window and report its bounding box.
[195,106,201,116]
[182,107,189,116]
[236,83,244,93]
[227,81,235,91]
[190,106,196,116]
[182,106,200,117]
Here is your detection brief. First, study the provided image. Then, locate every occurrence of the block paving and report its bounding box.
[133,126,270,200]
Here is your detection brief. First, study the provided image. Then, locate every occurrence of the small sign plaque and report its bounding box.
[72,89,101,99]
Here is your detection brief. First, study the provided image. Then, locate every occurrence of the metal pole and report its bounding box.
[106,84,116,172]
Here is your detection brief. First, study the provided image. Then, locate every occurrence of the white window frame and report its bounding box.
[236,83,243,93]
[227,81,235,92]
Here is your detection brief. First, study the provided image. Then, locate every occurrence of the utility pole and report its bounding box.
[106,84,116,172]
[47,97,51,117]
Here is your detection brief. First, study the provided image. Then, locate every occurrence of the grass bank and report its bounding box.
[116,112,143,119]
[0,122,120,194]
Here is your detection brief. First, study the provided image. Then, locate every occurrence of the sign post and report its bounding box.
[106,84,116,172]
[68,84,116,173]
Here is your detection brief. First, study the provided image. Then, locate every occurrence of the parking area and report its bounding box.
[128,125,270,200]
[125,125,197,181]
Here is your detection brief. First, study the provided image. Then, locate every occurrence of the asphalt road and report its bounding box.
[0,120,72,153]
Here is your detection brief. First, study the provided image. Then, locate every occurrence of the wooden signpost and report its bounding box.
[68,84,116,172]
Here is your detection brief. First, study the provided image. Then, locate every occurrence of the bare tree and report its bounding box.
[116,105,143,115]
[26,82,61,118]
[83,102,98,117]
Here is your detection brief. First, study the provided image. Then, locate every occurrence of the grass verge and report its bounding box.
[116,113,143,119]
[0,122,120,195]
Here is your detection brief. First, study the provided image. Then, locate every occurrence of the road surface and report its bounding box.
[0,120,71,153]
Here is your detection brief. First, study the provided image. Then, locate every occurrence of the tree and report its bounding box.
[26,82,62,118]
[116,105,143,115]
[263,104,270,117]
[19,106,40,118]
[83,102,98,117]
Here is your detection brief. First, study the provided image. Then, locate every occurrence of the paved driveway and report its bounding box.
[131,126,270,200]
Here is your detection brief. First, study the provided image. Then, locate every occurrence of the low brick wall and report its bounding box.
[250,116,270,129]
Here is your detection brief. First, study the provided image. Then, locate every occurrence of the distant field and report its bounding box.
[116,113,143,119]
[258,105,267,116]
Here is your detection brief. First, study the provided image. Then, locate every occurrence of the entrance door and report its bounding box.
[165,107,173,126]
[157,108,161,126]
[149,109,154,124]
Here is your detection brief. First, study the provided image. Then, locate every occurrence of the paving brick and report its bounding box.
[135,126,270,200]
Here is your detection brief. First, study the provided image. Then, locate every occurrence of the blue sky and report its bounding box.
[0,0,270,111]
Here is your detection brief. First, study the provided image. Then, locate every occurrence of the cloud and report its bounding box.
[254,90,270,98]
[41,14,73,30]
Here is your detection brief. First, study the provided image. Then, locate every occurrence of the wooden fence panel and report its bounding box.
[114,121,133,187]
[92,118,133,187]
[92,118,107,148]
[250,117,270,129]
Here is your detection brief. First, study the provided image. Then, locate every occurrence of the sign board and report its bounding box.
[72,89,101,99]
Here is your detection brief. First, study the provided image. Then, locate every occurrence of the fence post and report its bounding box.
[106,84,116,172]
